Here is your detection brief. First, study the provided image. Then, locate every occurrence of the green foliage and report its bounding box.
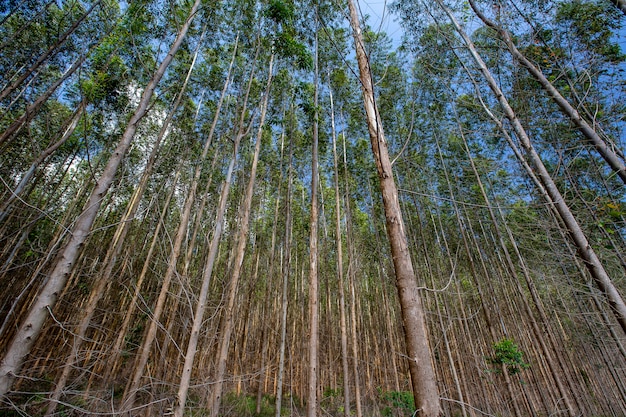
[79,31,129,106]
[263,0,311,70]
[556,0,625,63]
[273,29,313,70]
[296,81,317,119]
[221,393,284,417]
[264,0,295,24]
[488,338,530,375]
[379,390,414,416]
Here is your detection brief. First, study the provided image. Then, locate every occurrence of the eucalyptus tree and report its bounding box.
[430,0,626,335]
[307,14,321,417]
[44,22,210,415]
[0,0,103,104]
[467,0,626,185]
[0,0,203,398]
[275,103,294,417]
[328,72,351,417]
[346,1,441,415]
[120,24,239,412]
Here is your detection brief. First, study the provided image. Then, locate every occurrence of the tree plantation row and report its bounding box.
[0,0,625,416]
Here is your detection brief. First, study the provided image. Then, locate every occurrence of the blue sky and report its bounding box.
[360,0,404,48]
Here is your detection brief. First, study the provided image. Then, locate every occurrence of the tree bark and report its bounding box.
[0,0,200,398]
[0,0,101,103]
[306,18,320,417]
[468,0,626,184]
[346,1,441,416]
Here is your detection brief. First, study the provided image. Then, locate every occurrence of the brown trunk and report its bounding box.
[346,1,440,415]
[0,0,200,397]
[306,19,320,417]
[468,0,626,184]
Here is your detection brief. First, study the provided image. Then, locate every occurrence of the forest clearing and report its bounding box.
[1,0,626,416]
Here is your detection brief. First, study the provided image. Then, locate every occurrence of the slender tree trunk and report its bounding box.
[275,110,294,417]
[346,1,441,415]
[177,131,239,417]
[121,28,237,410]
[256,111,286,415]
[449,123,577,415]
[441,0,626,336]
[0,101,84,222]
[180,49,273,417]
[329,79,351,417]
[206,54,274,417]
[307,19,320,417]
[0,51,90,147]
[0,0,101,103]
[0,0,201,398]
[342,130,364,417]
[104,166,179,384]
[468,0,626,184]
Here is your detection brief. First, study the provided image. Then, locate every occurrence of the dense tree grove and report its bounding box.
[1,0,625,416]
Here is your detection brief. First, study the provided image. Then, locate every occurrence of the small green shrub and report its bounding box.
[221,393,285,417]
[380,390,414,416]
[488,338,530,375]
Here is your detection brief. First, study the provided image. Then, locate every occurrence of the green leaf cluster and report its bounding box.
[380,390,415,416]
[264,0,295,24]
[274,29,313,70]
[556,0,625,63]
[488,338,530,375]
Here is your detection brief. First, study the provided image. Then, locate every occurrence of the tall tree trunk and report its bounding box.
[275,108,294,417]
[329,78,351,417]
[342,130,364,417]
[306,18,320,417]
[0,0,201,397]
[207,54,274,417]
[255,112,286,415]
[440,0,626,336]
[176,125,239,417]
[346,1,441,415]
[0,0,101,103]
[468,0,626,184]
[121,29,238,410]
